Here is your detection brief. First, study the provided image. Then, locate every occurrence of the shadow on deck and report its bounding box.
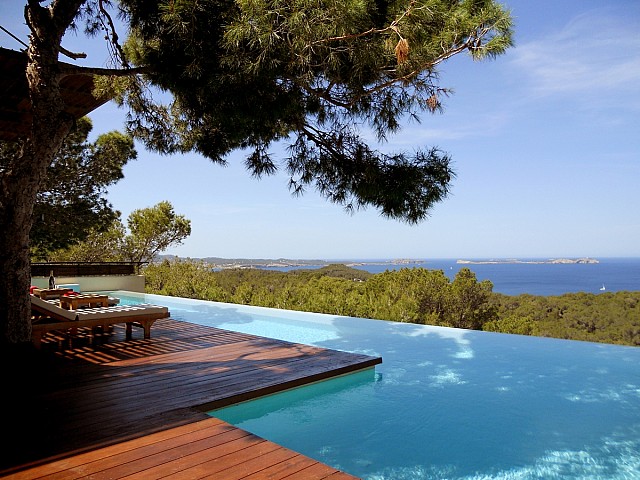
[2,317,380,478]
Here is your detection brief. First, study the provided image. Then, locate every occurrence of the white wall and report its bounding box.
[31,275,145,293]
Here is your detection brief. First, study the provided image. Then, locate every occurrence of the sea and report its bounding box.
[259,257,640,296]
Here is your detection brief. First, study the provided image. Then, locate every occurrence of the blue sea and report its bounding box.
[260,257,640,296]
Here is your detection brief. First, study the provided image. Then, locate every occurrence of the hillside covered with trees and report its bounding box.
[144,260,640,347]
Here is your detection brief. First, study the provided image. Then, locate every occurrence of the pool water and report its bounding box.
[111,291,640,479]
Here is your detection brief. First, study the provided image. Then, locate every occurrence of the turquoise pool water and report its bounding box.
[112,291,640,479]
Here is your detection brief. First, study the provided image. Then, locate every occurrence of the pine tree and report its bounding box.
[0,0,512,346]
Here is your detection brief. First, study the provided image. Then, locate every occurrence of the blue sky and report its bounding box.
[2,1,639,260]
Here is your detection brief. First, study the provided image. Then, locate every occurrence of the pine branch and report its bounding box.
[98,0,130,68]
[59,45,87,60]
[307,0,417,47]
[57,64,151,78]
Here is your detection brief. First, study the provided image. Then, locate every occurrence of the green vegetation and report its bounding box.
[1,117,136,261]
[49,201,191,271]
[487,292,640,346]
[143,260,640,347]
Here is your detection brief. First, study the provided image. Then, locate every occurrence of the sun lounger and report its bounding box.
[30,294,170,348]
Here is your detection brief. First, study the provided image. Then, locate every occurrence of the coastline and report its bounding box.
[200,257,427,270]
[205,257,600,269]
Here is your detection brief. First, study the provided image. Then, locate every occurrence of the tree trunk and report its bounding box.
[0,144,41,345]
[0,0,82,347]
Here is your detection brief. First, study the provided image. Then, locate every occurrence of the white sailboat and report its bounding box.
[600,284,606,291]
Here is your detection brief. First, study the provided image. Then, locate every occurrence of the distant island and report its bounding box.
[456,258,599,265]
[345,259,425,267]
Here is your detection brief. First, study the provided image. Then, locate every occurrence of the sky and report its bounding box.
[1,1,639,261]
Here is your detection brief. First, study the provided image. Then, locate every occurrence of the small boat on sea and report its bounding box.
[600,284,606,291]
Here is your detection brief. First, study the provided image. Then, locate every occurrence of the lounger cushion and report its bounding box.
[75,304,168,320]
[30,294,77,321]
[31,295,168,323]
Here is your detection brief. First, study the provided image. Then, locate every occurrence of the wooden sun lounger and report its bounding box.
[30,295,170,348]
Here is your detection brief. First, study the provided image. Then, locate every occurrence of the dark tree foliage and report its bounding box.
[0,118,135,260]
[116,0,513,223]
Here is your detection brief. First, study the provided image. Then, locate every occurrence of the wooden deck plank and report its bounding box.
[209,447,301,480]
[49,424,250,479]
[157,438,281,479]
[7,417,350,480]
[2,317,380,479]
[282,462,360,480]
[84,428,265,479]
[241,453,320,479]
[6,419,232,479]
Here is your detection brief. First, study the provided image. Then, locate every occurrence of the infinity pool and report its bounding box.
[113,291,640,479]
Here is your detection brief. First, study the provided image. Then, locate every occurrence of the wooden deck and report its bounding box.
[2,317,380,478]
